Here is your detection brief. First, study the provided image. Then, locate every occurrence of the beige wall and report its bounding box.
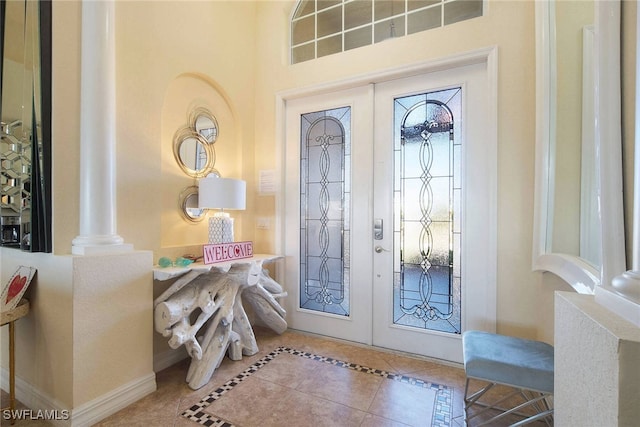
[2,0,260,412]
[253,0,559,340]
[6,0,634,413]
[0,250,74,406]
[48,0,259,257]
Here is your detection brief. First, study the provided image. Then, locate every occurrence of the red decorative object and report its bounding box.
[1,266,36,312]
[203,241,254,265]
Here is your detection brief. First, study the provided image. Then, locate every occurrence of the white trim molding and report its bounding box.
[533,0,626,297]
[70,373,156,427]
[275,46,499,340]
[1,368,156,427]
[596,0,640,327]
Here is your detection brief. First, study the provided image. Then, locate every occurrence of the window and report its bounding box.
[291,0,483,64]
[299,107,351,315]
[394,87,462,333]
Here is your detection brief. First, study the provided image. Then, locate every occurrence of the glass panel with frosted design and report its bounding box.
[393,87,462,334]
[345,0,372,30]
[294,0,315,18]
[292,43,316,64]
[444,0,483,25]
[407,6,441,34]
[318,0,341,11]
[374,16,405,42]
[292,15,316,45]
[318,5,343,38]
[407,0,439,12]
[375,0,405,20]
[300,107,351,316]
[345,26,372,51]
[318,34,342,58]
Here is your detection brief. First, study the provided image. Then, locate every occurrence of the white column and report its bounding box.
[72,0,132,255]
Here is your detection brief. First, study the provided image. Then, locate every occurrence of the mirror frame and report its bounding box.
[172,127,216,178]
[533,0,626,293]
[189,107,219,144]
[178,185,206,222]
[0,0,52,252]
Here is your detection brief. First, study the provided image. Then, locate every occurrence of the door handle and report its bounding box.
[375,246,390,253]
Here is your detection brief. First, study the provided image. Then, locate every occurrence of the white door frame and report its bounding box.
[275,47,499,342]
[282,86,375,343]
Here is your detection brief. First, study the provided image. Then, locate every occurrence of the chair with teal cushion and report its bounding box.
[462,330,554,426]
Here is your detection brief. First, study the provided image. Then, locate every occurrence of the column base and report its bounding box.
[72,235,133,255]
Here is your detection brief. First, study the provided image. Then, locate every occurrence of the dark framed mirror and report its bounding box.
[0,0,52,252]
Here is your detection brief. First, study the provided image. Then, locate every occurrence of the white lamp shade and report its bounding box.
[198,176,246,210]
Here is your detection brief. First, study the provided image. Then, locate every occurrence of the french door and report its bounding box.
[283,60,495,363]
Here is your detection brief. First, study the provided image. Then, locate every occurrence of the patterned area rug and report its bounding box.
[182,347,453,426]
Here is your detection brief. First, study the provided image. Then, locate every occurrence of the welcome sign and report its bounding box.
[1,265,36,312]
[203,241,253,264]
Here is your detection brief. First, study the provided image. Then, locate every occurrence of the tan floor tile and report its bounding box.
[252,351,316,389]
[6,327,536,427]
[206,374,367,427]
[295,357,384,411]
[368,378,440,427]
[360,412,413,426]
[94,383,181,426]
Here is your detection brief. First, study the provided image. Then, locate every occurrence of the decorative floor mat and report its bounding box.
[182,346,453,427]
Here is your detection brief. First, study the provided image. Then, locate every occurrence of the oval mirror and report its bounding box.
[189,107,219,144]
[173,127,215,178]
[179,186,206,222]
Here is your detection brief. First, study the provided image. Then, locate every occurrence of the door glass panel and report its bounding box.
[300,107,351,316]
[393,87,461,334]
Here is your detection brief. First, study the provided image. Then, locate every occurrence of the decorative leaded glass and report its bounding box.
[291,0,483,64]
[300,107,351,316]
[393,87,462,334]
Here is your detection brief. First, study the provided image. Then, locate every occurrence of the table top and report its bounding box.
[153,254,283,307]
[153,254,283,281]
[1,299,29,325]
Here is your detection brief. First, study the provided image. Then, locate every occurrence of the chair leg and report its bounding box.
[9,321,16,425]
[464,376,554,427]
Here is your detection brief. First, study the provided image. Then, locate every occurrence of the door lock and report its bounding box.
[374,218,383,240]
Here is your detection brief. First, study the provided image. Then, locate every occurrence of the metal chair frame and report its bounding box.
[464,376,554,426]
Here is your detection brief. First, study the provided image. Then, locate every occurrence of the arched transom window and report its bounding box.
[291,0,484,64]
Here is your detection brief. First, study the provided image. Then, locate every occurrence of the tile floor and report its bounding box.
[2,327,552,426]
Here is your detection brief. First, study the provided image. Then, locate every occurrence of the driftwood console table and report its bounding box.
[153,254,287,390]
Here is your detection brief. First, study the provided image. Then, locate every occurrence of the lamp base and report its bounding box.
[208,213,234,244]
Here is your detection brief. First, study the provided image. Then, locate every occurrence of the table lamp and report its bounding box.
[198,174,246,244]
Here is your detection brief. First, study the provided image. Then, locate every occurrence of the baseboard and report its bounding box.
[71,372,157,427]
[1,368,157,427]
[153,347,188,372]
[1,367,70,427]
